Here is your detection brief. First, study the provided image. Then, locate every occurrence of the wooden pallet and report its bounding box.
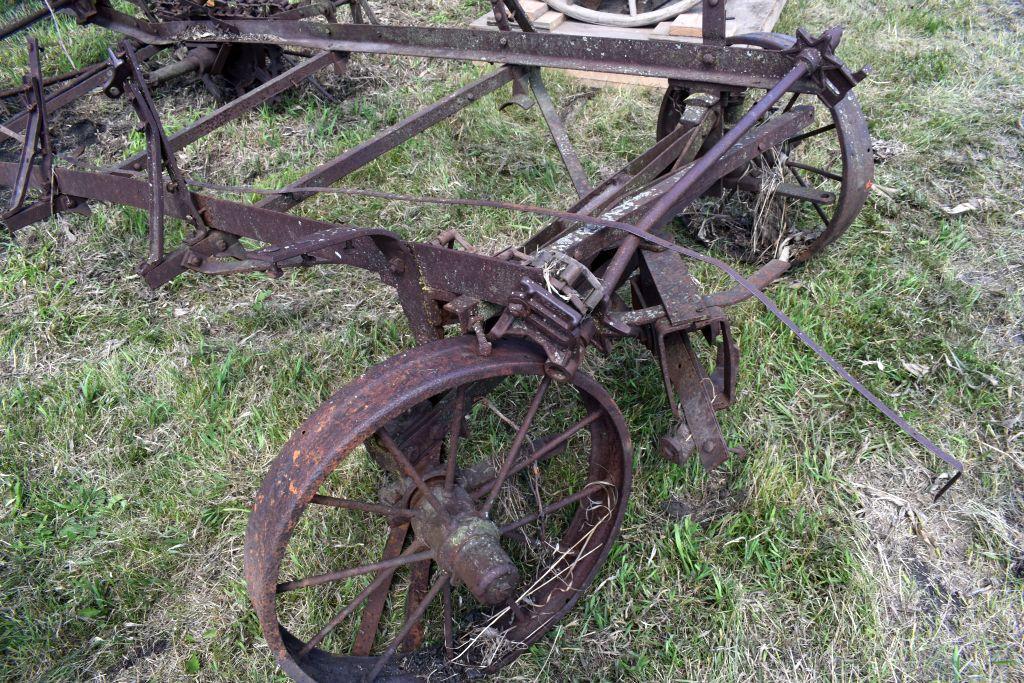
[469,0,788,88]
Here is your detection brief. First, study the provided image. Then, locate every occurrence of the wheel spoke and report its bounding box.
[478,396,522,432]
[500,481,607,536]
[376,428,445,513]
[277,545,431,593]
[442,582,454,660]
[787,160,842,182]
[444,387,467,491]
[352,524,410,656]
[310,494,419,520]
[365,573,451,681]
[481,377,551,515]
[785,122,836,147]
[472,410,602,500]
[298,551,425,658]
[401,559,433,652]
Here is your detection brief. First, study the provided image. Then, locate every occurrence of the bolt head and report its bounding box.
[701,53,717,66]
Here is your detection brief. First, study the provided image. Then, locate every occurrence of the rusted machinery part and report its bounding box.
[656,32,873,265]
[145,0,312,20]
[540,0,701,28]
[245,336,631,682]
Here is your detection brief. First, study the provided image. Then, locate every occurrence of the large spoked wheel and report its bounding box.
[245,337,632,682]
[656,32,873,265]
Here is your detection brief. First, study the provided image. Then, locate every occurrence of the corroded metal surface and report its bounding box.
[0,3,966,680]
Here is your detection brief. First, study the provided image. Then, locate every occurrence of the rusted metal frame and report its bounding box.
[656,328,730,469]
[0,62,102,99]
[524,97,716,283]
[526,68,589,199]
[1,44,162,140]
[77,3,816,91]
[256,66,514,214]
[141,66,513,290]
[597,60,813,305]
[115,50,344,173]
[5,38,51,218]
[634,244,731,469]
[704,319,738,409]
[505,0,536,31]
[0,163,544,307]
[615,259,792,331]
[117,42,212,271]
[551,106,812,269]
[522,110,716,253]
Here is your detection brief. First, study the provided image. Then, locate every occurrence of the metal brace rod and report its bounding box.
[527,68,589,199]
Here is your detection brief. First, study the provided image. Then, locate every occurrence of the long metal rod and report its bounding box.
[598,60,810,303]
[256,66,514,213]
[115,51,343,172]
[528,69,589,198]
[481,376,550,515]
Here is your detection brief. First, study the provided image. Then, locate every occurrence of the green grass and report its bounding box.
[2,0,1023,680]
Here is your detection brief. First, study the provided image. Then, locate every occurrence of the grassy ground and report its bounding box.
[1,0,1022,680]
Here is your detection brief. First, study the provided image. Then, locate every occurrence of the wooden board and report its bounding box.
[469,0,787,88]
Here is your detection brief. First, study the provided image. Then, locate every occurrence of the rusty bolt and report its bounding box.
[661,436,693,464]
[499,36,508,46]
[507,301,527,317]
[701,53,717,66]
[213,237,228,251]
[701,439,717,454]
[165,181,178,193]
[388,257,406,275]
[708,0,719,6]
[183,253,202,268]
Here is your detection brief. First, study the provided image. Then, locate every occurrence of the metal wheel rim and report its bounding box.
[244,336,632,682]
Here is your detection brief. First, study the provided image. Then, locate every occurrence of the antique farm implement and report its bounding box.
[1,1,964,680]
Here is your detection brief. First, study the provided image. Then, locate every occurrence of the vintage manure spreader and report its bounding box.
[1,1,963,680]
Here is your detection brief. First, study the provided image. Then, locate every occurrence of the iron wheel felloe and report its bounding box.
[244,337,631,682]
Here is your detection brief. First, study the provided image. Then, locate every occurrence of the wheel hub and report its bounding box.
[411,484,520,606]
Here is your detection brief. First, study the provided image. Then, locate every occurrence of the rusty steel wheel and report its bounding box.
[657,32,873,265]
[245,336,632,682]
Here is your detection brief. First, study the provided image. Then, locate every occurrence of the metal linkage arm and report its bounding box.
[4,38,51,220]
